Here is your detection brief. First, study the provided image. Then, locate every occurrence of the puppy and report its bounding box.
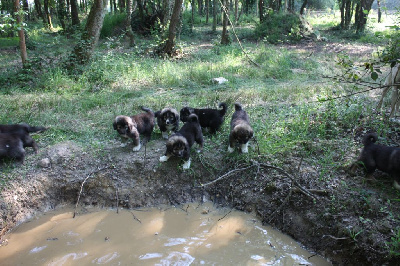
[113,107,155,151]
[0,123,47,152]
[159,114,203,169]
[180,102,227,134]
[0,133,26,163]
[155,107,180,139]
[228,103,253,153]
[351,133,400,190]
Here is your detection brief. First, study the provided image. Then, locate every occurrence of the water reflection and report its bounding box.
[0,203,330,265]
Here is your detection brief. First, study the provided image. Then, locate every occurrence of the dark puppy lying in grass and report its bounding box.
[159,114,203,170]
[351,132,400,190]
[180,102,227,134]
[0,123,47,152]
[0,133,26,163]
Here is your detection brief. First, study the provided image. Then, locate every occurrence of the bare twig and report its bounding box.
[130,211,142,224]
[218,208,233,221]
[199,165,256,187]
[116,187,119,214]
[322,235,349,240]
[73,166,114,218]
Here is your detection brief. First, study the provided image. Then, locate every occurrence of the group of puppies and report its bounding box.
[0,124,47,163]
[113,102,253,169]
[1,105,399,191]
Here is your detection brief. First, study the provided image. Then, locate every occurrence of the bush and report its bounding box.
[255,12,314,44]
[100,13,127,38]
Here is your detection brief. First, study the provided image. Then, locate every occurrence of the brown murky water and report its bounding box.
[0,203,330,265]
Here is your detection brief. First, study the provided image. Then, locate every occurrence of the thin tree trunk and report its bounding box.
[71,0,80,26]
[377,0,381,23]
[125,0,135,46]
[43,0,53,29]
[34,0,46,25]
[300,0,307,15]
[212,0,217,32]
[259,0,264,22]
[14,0,28,67]
[159,0,183,56]
[71,0,107,65]
[220,0,229,44]
[206,0,209,24]
[234,0,238,24]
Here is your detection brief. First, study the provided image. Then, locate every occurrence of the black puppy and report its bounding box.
[0,123,47,152]
[159,114,203,169]
[351,133,400,189]
[155,107,180,139]
[228,103,253,153]
[180,102,227,134]
[0,133,26,163]
[113,107,155,151]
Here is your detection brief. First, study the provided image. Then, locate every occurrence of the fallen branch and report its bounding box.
[198,165,256,187]
[130,211,142,224]
[73,166,114,218]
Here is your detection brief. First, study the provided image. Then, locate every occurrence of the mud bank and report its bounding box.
[1,140,399,265]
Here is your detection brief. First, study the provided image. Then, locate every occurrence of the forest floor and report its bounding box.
[1,35,400,265]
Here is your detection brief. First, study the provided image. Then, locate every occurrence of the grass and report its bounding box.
[0,12,398,180]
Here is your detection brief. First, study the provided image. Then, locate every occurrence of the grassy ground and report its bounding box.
[0,13,398,175]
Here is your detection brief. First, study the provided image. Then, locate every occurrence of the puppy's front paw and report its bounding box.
[159,155,170,162]
[228,146,234,153]
[162,131,169,139]
[182,158,191,169]
[133,144,141,151]
[241,143,249,153]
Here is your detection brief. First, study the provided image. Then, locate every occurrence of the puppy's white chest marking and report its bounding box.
[6,145,9,148]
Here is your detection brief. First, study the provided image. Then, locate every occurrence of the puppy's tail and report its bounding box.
[234,103,243,111]
[362,133,378,146]
[188,114,199,123]
[22,124,47,133]
[218,102,227,117]
[141,106,154,114]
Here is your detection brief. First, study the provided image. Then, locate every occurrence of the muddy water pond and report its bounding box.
[0,203,330,265]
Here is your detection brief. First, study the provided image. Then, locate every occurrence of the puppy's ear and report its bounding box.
[113,121,117,130]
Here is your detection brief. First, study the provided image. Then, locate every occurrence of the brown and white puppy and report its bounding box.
[155,107,180,139]
[0,123,47,152]
[180,102,227,134]
[113,107,155,151]
[0,133,26,163]
[159,114,203,169]
[228,103,253,153]
[351,132,400,190]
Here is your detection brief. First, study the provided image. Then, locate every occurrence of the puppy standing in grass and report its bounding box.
[180,102,227,134]
[351,132,400,190]
[155,108,180,139]
[159,114,203,169]
[228,103,253,153]
[113,107,155,151]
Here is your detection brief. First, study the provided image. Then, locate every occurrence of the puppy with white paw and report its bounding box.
[155,107,180,139]
[159,114,203,169]
[113,107,155,151]
[228,103,253,153]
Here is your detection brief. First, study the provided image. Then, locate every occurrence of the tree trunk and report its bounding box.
[71,0,107,65]
[234,0,238,24]
[33,0,46,25]
[206,0,209,24]
[220,0,230,45]
[71,0,80,26]
[377,0,381,23]
[159,0,183,56]
[259,0,263,22]
[43,0,53,29]
[355,0,374,33]
[212,0,217,32]
[300,0,307,15]
[125,0,135,46]
[57,0,67,31]
[14,0,28,67]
